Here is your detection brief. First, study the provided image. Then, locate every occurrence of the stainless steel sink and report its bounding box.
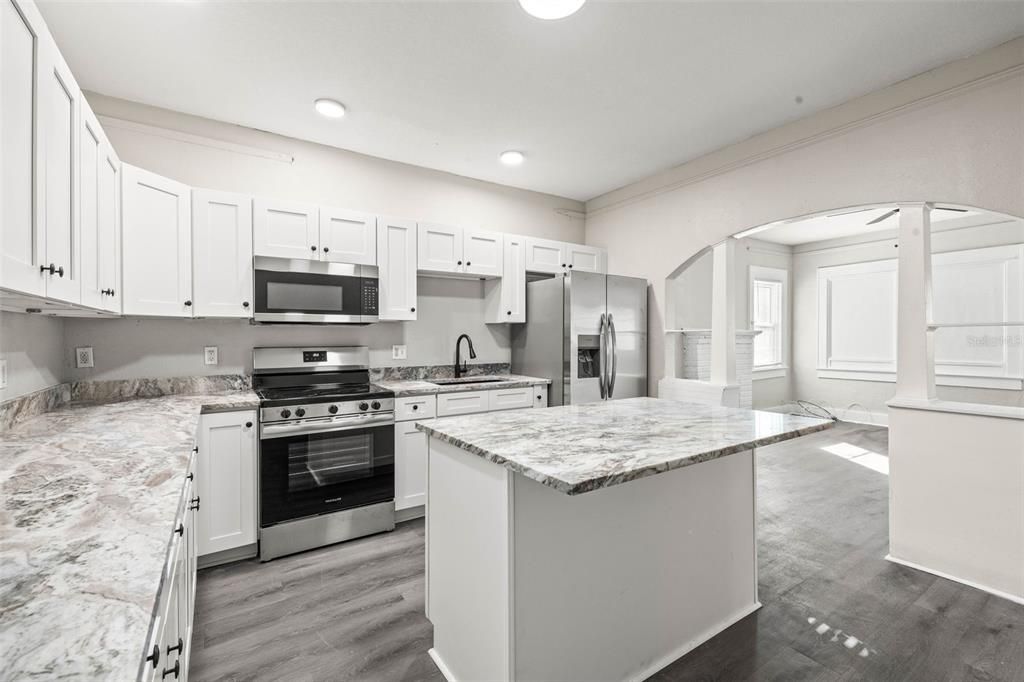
[429,377,510,386]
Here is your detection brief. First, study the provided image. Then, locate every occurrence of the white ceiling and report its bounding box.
[37,1,1024,202]
[748,206,986,246]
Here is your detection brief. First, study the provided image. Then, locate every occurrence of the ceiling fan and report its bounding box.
[866,206,968,225]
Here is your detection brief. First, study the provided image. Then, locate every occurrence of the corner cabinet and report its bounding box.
[121,164,193,316]
[377,216,418,320]
[195,410,258,558]
[192,189,253,318]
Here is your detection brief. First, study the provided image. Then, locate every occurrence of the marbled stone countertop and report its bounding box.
[376,374,551,397]
[416,397,834,495]
[0,390,259,680]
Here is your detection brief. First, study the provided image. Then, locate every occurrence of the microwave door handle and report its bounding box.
[260,413,394,440]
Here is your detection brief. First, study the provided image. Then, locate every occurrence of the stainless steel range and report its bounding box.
[254,346,395,561]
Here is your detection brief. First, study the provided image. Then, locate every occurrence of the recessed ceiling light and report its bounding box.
[314,98,346,119]
[518,0,585,20]
[500,150,525,166]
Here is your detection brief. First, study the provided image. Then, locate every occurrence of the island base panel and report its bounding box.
[426,438,759,682]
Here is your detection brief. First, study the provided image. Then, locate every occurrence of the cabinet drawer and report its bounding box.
[533,385,549,408]
[487,386,534,412]
[396,395,437,421]
[437,390,489,417]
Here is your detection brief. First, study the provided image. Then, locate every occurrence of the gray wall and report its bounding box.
[0,311,65,400]
[63,277,508,381]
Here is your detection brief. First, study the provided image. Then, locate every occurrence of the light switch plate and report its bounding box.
[0,358,7,389]
[204,346,218,365]
[392,345,407,360]
[76,347,94,369]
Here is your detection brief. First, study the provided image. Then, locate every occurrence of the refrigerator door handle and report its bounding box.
[598,313,607,399]
[608,313,618,398]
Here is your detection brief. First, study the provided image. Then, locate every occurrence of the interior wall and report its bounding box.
[0,311,65,400]
[736,239,793,408]
[583,39,1024,395]
[789,219,1024,421]
[63,277,507,382]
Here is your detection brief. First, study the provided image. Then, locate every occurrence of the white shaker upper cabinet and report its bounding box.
[377,216,418,321]
[252,198,318,260]
[418,223,462,274]
[566,243,605,274]
[485,234,525,324]
[464,229,503,277]
[122,164,193,317]
[38,34,82,304]
[524,237,566,274]
[0,0,44,296]
[192,188,253,318]
[79,101,120,313]
[319,207,376,265]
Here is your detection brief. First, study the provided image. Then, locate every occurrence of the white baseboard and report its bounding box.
[630,601,762,682]
[885,554,1024,606]
[428,648,458,682]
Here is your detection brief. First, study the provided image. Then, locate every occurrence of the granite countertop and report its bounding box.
[376,374,551,397]
[416,397,834,495]
[0,390,259,680]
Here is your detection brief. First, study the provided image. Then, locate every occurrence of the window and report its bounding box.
[750,266,788,374]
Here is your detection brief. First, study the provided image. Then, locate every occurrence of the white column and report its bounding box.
[710,239,737,386]
[894,202,936,399]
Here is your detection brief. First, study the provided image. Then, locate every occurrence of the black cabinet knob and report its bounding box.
[110,288,115,296]
[184,300,192,307]
[466,261,471,266]
[359,402,369,411]
[328,405,338,414]
[57,265,64,277]
[568,264,573,268]
[245,421,253,428]
[174,523,184,536]
[457,260,462,265]
[311,245,317,251]
[371,400,381,410]
[561,263,566,267]
[186,472,194,481]
[167,638,183,655]
[537,395,542,400]
[507,310,512,315]
[412,404,419,411]
[280,409,291,419]
[410,307,416,312]
[40,263,56,275]
[147,644,160,668]
[162,660,180,679]
[242,301,249,308]
[323,247,329,253]
[189,496,200,511]
[295,408,306,417]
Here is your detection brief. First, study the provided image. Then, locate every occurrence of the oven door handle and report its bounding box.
[260,413,394,439]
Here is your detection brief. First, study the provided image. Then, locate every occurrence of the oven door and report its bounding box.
[259,413,395,527]
[253,257,378,324]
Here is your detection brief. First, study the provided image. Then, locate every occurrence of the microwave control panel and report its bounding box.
[361,279,379,315]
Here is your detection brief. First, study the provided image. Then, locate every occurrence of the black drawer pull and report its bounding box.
[189,496,200,511]
[162,660,180,679]
[174,523,184,536]
[146,644,160,668]
[167,638,183,655]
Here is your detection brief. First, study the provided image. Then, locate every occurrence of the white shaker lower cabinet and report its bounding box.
[195,410,258,559]
[122,164,193,316]
[395,420,428,511]
[377,216,418,320]
[437,390,490,417]
[487,385,534,411]
[192,189,253,318]
[143,456,198,682]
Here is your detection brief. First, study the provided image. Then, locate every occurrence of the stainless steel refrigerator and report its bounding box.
[511,271,647,406]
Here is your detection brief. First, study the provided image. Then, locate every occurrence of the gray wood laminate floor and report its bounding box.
[190,423,1024,681]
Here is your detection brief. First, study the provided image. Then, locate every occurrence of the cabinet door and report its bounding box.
[464,229,503,277]
[319,207,376,265]
[566,243,605,273]
[524,237,565,274]
[96,143,121,313]
[252,198,318,260]
[0,0,44,296]
[417,223,462,274]
[78,103,104,310]
[159,530,182,682]
[502,236,525,322]
[192,189,253,318]
[38,35,81,303]
[377,216,418,320]
[196,411,258,556]
[122,164,192,316]
[395,421,427,511]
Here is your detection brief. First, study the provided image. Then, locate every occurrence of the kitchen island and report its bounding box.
[416,397,833,682]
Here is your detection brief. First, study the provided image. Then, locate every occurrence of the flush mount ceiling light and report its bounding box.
[500,150,525,166]
[314,98,346,119]
[518,0,585,20]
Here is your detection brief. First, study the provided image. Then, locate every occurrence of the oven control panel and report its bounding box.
[260,397,395,424]
[302,350,327,363]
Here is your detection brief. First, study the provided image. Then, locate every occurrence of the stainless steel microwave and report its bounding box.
[253,256,378,324]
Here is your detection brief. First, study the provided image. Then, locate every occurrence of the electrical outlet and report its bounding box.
[392,344,407,360]
[0,358,7,389]
[75,347,94,369]
[204,346,219,365]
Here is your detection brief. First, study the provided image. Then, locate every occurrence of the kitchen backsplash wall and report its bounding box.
[63,277,511,382]
[0,311,66,401]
